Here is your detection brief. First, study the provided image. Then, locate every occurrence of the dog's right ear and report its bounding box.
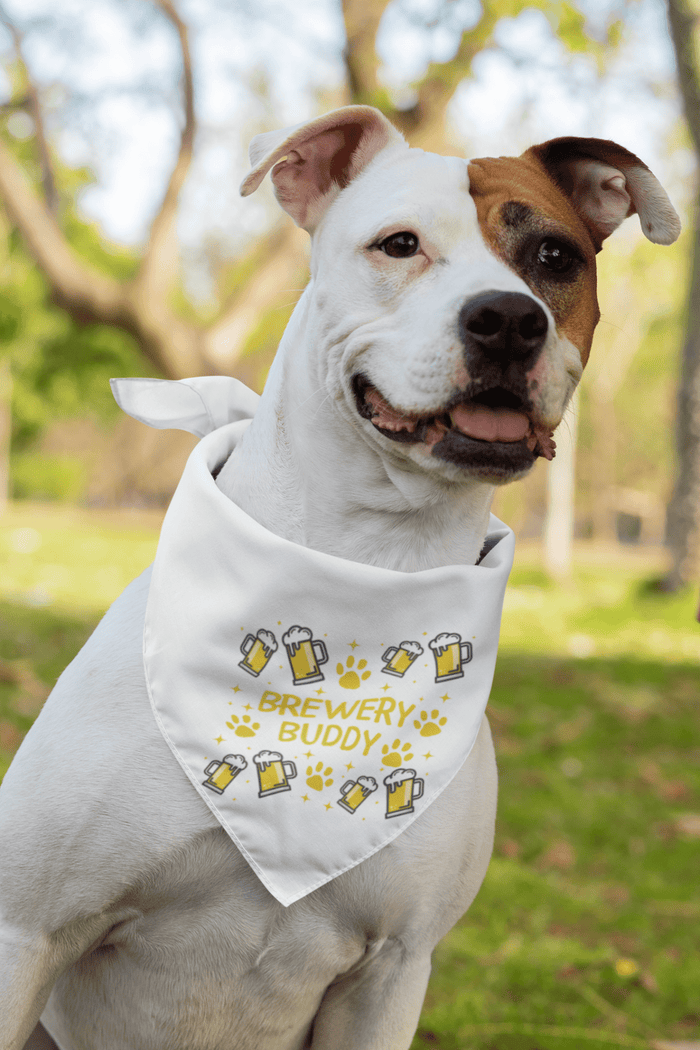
[240,106,404,232]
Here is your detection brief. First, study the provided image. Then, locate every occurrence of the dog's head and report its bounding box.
[241,106,679,485]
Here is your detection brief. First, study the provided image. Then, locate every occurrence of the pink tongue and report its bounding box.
[450,404,530,443]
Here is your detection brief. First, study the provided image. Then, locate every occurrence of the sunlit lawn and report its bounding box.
[0,502,698,1049]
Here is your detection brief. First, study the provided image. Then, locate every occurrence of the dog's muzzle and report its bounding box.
[354,291,555,479]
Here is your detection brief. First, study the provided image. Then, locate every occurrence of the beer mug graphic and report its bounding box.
[381,640,424,678]
[384,768,424,819]
[253,750,298,798]
[337,775,378,814]
[282,625,328,685]
[238,628,278,677]
[202,753,248,795]
[429,632,473,682]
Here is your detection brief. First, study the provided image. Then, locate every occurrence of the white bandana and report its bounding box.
[112,377,515,906]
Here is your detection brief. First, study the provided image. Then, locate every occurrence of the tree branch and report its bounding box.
[0,134,124,321]
[204,224,306,369]
[0,3,58,215]
[0,122,215,379]
[341,0,393,105]
[390,1,504,148]
[135,0,196,303]
[667,0,700,152]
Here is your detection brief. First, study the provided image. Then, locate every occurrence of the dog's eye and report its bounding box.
[537,238,576,273]
[380,232,420,258]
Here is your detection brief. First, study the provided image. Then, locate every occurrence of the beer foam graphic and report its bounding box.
[357,776,377,791]
[254,750,282,765]
[400,640,423,656]
[282,625,312,647]
[429,632,460,650]
[223,754,248,769]
[383,767,416,786]
[257,629,277,652]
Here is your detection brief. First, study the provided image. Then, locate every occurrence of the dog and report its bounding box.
[0,105,680,1050]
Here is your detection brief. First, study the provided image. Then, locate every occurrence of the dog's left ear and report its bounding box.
[524,137,681,250]
[240,105,405,232]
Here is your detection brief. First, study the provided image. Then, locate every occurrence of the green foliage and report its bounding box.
[11,453,88,502]
[11,318,145,452]
[0,113,150,458]
[0,290,21,343]
[550,2,591,53]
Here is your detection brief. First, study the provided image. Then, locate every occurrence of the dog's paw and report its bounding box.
[336,655,371,689]
[306,763,334,791]
[381,739,414,767]
[226,713,260,737]
[414,710,447,737]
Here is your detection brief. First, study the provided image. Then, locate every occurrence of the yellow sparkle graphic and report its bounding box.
[304,750,314,759]
[441,693,450,702]
[345,762,354,771]
[244,704,252,711]
[325,802,332,810]
[423,751,433,760]
[214,735,224,744]
[302,794,310,802]
[231,685,241,693]
[381,683,391,692]
[316,687,325,695]
[348,639,359,650]
[277,620,282,625]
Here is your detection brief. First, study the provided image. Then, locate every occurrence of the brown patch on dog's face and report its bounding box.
[468,154,600,365]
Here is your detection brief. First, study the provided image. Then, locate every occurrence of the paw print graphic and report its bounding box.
[414,710,448,737]
[226,714,260,738]
[337,655,371,690]
[306,763,334,791]
[381,739,414,768]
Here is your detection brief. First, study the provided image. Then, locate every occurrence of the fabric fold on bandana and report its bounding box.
[114,377,515,906]
[110,375,260,437]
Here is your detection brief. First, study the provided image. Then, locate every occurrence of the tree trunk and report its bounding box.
[543,387,579,578]
[665,0,700,588]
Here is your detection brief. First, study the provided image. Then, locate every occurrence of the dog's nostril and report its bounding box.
[459,290,548,362]
[466,308,504,338]
[519,310,548,342]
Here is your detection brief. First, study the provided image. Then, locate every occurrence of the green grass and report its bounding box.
[0,501,160,775]
[1,503,698,1049]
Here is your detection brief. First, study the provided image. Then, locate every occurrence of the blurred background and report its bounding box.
[0,1,698,1048]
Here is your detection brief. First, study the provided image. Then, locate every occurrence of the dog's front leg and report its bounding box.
[0,922,57,1050]
[0,910,117,1050]
[309,942,432,1050]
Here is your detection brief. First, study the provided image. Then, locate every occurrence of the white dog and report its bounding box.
[0,106,679,1050]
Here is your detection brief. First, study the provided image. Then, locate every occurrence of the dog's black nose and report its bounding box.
[459,291,548,365]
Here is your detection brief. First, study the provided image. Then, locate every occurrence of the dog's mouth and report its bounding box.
[353,375,556,476]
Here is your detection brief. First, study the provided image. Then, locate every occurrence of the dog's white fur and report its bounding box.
[0,107,679,1050]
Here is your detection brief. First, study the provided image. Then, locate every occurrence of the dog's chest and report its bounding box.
[46,831,359,1049]
[47,827,440,1050]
